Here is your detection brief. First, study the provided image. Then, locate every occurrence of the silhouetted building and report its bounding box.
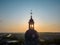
[25,10,39,45]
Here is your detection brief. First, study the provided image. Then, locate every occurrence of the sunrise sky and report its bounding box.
[0,0,60,33]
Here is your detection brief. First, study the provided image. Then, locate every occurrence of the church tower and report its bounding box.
[25,10,39,45]
[29,10,34,30]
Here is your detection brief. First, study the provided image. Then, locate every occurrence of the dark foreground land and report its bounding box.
[0,32,60,45]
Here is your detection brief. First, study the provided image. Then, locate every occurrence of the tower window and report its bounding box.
[30,24,34,28]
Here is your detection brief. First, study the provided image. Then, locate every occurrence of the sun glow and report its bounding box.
[30,24,33,28]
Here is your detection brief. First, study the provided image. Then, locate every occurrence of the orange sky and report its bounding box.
[1,21,60,33]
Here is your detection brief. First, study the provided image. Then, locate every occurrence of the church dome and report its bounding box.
[25,29,39,41]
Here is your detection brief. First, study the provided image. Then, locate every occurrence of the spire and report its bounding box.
[30,10,32,19]
[30,10,32,16]
[29,10,34,23]
[29,10,34,30]
[31,15,32,19]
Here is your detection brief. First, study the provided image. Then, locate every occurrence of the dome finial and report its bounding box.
[30,10,32,19]
[30,10,32,16]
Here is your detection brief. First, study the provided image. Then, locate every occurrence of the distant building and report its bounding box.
[25,10,39,45]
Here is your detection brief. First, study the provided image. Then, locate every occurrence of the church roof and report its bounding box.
[25,29,37,34]
[25,29,39,38]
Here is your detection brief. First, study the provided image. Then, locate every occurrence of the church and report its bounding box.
[25,10,40,45]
